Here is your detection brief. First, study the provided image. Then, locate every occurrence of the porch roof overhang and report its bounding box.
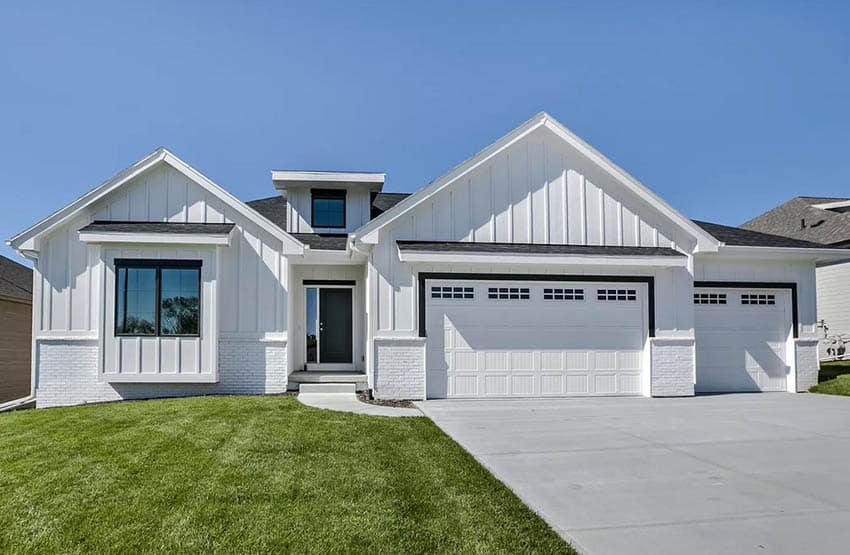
[78,221,236,246]
[287,233,368,265]
[396,241,689,268]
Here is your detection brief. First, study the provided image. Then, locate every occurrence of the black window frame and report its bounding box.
[311,189,347,229]
[431,286,474,299]
[114,259,202,338]
[597,288,637,302]
[487,286,531,300]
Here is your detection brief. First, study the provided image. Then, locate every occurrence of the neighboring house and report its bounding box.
[742,196,850,359]
[0,255,32,403]
[8,113,849,409]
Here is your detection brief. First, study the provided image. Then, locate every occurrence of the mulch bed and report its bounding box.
[356,393,417,409]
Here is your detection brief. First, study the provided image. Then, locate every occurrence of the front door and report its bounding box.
[306,287,353,368]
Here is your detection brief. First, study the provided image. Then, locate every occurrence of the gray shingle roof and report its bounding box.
[693,220,837,249]
[0,255,32,302]
[371,192,411,219]
[79,221,235,234]
[396,241,685,257]
[741,197,850,246]
[291,233,348,250]
[246,196,287,231]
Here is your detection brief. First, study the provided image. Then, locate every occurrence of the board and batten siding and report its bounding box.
[815,262,850,356]
[285,187,372,234]
[34,161,289,348]
[370,127,694,333]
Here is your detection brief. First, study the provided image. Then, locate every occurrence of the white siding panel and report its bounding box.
[529,139,546,244]
[37,161,289,341]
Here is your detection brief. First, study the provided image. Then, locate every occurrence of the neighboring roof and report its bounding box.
[8,148,302,255]
[396,241,686,257]
[354,112,720,253]
[78,221,236,234]
[693,220,838,249]
[291,233,348,250]
[741,197,850,246]
[0,255,32,302]
[371,192,411,219]
[246,196,287,231]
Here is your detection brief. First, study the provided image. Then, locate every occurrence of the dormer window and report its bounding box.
[311,189,346,228]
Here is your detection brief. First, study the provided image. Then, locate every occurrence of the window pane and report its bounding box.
[312,197,345,227]
[159,268,200,335]
[305,287,318,363]
[116,267,156,335]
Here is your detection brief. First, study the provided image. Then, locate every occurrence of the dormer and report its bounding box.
[272,170,385,234]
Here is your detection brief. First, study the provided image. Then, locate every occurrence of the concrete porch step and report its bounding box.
[298,383,356,394]
[288,371,368,392]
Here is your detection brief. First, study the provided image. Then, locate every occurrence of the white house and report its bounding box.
[9,113,849,408]
[741,197,850,359]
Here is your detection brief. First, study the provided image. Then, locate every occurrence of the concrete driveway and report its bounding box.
[417,394,850,555]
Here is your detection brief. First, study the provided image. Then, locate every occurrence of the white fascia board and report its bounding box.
[8,148,167,249]
[811,200,850,210]
[271,170,385,184]
[540,118,719,253]
[353,112,720,253]
[701,244,850,263]
[8,148,304,256]
[353,113,548,244]
[397,248,689,268]
[288,248,367,266]
[78,231,233,246]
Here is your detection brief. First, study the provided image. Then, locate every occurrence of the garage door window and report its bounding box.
[431,286,474,299]
[543,288,584,301]
[741,293,775,305]
[694,293,726,305]
[488,287,530,300]
[597,289,637,301]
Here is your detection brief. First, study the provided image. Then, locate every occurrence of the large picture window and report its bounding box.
[115,260,201,337]
[311,189,346,228]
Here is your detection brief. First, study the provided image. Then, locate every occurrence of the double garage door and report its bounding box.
[425,280,648,398]
[694,287,792,393]
[424,280,794,398]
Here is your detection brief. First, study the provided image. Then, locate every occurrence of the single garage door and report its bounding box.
[425,280,647,398]
[694,288,791,393]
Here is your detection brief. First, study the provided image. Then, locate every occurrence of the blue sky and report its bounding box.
[1,1,848,262]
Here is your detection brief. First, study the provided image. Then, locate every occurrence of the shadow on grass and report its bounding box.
[819,361,850,383]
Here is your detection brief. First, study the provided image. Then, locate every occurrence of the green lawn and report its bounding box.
[0,396,573,554]
[811,360,850,396]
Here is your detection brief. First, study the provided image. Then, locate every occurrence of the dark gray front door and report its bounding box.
[319,288,353,364]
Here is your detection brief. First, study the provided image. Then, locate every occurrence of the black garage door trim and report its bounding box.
[694,281,798,338]
[417,272,655,338]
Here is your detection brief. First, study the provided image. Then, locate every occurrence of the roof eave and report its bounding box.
[701,244,850,263]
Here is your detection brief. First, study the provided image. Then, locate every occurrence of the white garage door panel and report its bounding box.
[426,281,647,398]
[695,288,791,393]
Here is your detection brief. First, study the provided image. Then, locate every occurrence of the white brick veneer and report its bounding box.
[35,339,287,408]
[373,338,425,400]
[650,337,696,397]
[795,339,820,392]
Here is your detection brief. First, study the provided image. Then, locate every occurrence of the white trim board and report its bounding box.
[352,112,721,253]
[8,148,304,255]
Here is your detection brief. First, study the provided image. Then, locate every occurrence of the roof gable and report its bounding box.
[8,148,302,255]
[353,112,719,252]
